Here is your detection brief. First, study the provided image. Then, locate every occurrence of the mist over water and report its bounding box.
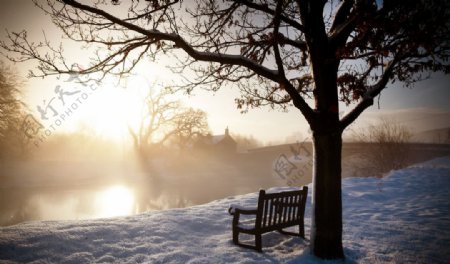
[0,132,298,226]
[2,131,448,227]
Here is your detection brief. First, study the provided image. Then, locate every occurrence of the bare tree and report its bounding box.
[170,108,209,151]
[0,62,30,160]
[353,117,412,176]
[129,88,209,162]
[1,0,449,259]
[128,88,209,210]
[129,88,180,160]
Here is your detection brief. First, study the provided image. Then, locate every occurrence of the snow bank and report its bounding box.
[1,157,449,263]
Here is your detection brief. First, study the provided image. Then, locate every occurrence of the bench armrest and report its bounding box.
[228,204,258,215]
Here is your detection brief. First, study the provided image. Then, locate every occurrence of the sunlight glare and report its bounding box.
[84,85,143,141]
[95,185,135,218]
[75,60,192,143]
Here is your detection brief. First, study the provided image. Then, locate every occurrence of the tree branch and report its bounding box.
[272,0,285,77]
[340,58,397,129]
[232,0,307,33]
[329,0,377,52]
[330,0,354,34]
[61,0,281,82]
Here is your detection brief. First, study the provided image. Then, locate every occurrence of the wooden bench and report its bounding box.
[228,186,308,252]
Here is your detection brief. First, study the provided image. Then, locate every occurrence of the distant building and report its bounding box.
[195,127,237,154]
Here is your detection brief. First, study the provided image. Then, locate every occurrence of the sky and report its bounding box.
[0,0,449,144]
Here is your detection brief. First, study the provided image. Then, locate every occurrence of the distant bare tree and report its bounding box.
[0,62,30,160]
[129,88,180,160]
[129,88,209,211]
[129,88,209,162]
[170,108,209,151]
[354,118,412,175]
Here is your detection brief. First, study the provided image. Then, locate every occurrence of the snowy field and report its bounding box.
[0,157,449,263]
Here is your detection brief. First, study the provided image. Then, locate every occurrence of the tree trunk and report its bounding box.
[310,130,345,259]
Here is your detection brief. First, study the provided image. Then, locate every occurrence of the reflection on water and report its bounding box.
[0,147,300,226]
[0,184,137,226]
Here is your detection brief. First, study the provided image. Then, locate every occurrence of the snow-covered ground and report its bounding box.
[1,157,449,263]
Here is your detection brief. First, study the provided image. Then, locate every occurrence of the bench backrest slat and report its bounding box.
[268,198,274,226]
[262,197,269,228]
[285,196,290,222]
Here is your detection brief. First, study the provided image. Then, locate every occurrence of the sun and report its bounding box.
[95,185,135,218]
[76,77,153,143]
[84,85,144,141]
[77,62,179,142]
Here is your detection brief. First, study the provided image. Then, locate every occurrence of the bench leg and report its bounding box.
[299,223,305,238]
[232,228,239,245]
[255,234,262,252]
[232,231,263,252]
